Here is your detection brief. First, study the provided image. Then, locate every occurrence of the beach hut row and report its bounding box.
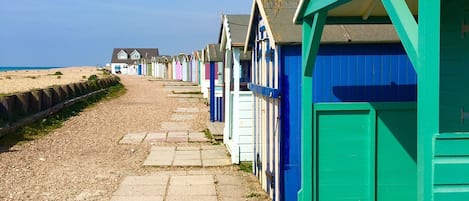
[112,0,463,200]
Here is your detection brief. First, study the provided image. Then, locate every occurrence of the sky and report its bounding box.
[0,0,252,67]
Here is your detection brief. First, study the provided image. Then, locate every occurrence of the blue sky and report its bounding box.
[0,0,252,67]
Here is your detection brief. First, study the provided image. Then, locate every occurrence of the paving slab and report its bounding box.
[167,94,203,98]
[171,114,195,121]
[120,176,170,186]
[144,131,167,143]
[166,196,218,201]
[177,98,203,103]
[216,175,244,186]
[189,132,209,142]
[174,107,200,113]
[143,149,175,166]
[119,132,148,144]
[203,159,232,167]
[111,196,164,201]
[173,159,202,166]
[170,175,214,185]
[161,122,191,131]
[113,185,166,196]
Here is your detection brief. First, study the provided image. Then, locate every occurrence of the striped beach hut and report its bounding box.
[204,44,224,122]
[245,0,302,199]
[219,14,254,164]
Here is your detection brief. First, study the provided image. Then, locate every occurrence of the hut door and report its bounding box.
[317,111,373,200]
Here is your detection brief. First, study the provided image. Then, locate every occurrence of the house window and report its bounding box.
[130,50,141,60]
[117,50,128,60]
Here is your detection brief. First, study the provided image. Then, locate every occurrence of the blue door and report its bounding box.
[138,64,142,75]
[280,45,302,201]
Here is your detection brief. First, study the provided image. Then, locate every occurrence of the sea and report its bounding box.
[0,66,62,72]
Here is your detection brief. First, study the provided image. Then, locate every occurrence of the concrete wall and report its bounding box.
[0,76,121,129]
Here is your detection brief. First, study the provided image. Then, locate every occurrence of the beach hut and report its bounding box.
[246,0,418,200]
[292,0,468,201]
[219,14,254,164]
[244,0,301,199]
[190,52,199,84]
[204,44,224,122]
[177,53,190,82]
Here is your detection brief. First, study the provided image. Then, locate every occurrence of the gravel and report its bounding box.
[0,76,269,201]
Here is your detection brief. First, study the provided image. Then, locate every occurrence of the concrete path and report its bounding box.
[143,145,231,167]
[120,131,209,144]
[112,80,269,201]
[111,171,251,201]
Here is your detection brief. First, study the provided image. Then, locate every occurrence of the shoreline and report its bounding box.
[0,66,106,94]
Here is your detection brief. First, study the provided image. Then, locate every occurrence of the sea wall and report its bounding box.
[0,76,121,137]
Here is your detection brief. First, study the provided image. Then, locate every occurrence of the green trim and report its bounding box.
[299,17,314,201]
[304,11,327,76]
[304,0,350,18]
[314,102,417,111]
[436,133,469,139]
[418,1,440,201]
[381,0,419,71]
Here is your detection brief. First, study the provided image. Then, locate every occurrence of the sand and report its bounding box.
[0,66,103,95]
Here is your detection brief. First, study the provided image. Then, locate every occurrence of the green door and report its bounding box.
[377,110,417,201]
[317,111,373,201]
[315,104,417,201]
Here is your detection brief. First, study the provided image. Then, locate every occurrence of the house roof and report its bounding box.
[321,24,400,43]
[220,15,251,47]
[156,55,172,63]
[111,48,159,64]
[245,0,302,49]
[204,44,223,62]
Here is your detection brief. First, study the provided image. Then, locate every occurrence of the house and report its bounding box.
[110,48,159,75]
[291,0,466,201]
[219,14,254,164]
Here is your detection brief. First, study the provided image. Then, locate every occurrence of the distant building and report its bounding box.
[110,48,159,75]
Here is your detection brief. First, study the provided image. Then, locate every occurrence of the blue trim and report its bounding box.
[210,62,215,122]
[248,83,280,99]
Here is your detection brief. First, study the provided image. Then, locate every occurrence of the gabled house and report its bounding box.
[110,48,159,75]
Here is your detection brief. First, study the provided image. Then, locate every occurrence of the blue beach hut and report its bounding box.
[204,44,224,122]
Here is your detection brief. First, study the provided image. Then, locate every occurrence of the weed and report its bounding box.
[203,128,213,140]
[54,71,63,75]
[25,76,37,79]
[57,75,61,79]
[239,162,253,173]
[247,192,261,198]
[88,75,98,81]
[82,75,87,79]
[5,76,11,80]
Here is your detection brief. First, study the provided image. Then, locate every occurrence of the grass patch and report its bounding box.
[0,83,126,147]
[82,75,87,79]
[54,71,63,75]
[57,75,61,79]
[5,76,11,79]
[239,162,253,173]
